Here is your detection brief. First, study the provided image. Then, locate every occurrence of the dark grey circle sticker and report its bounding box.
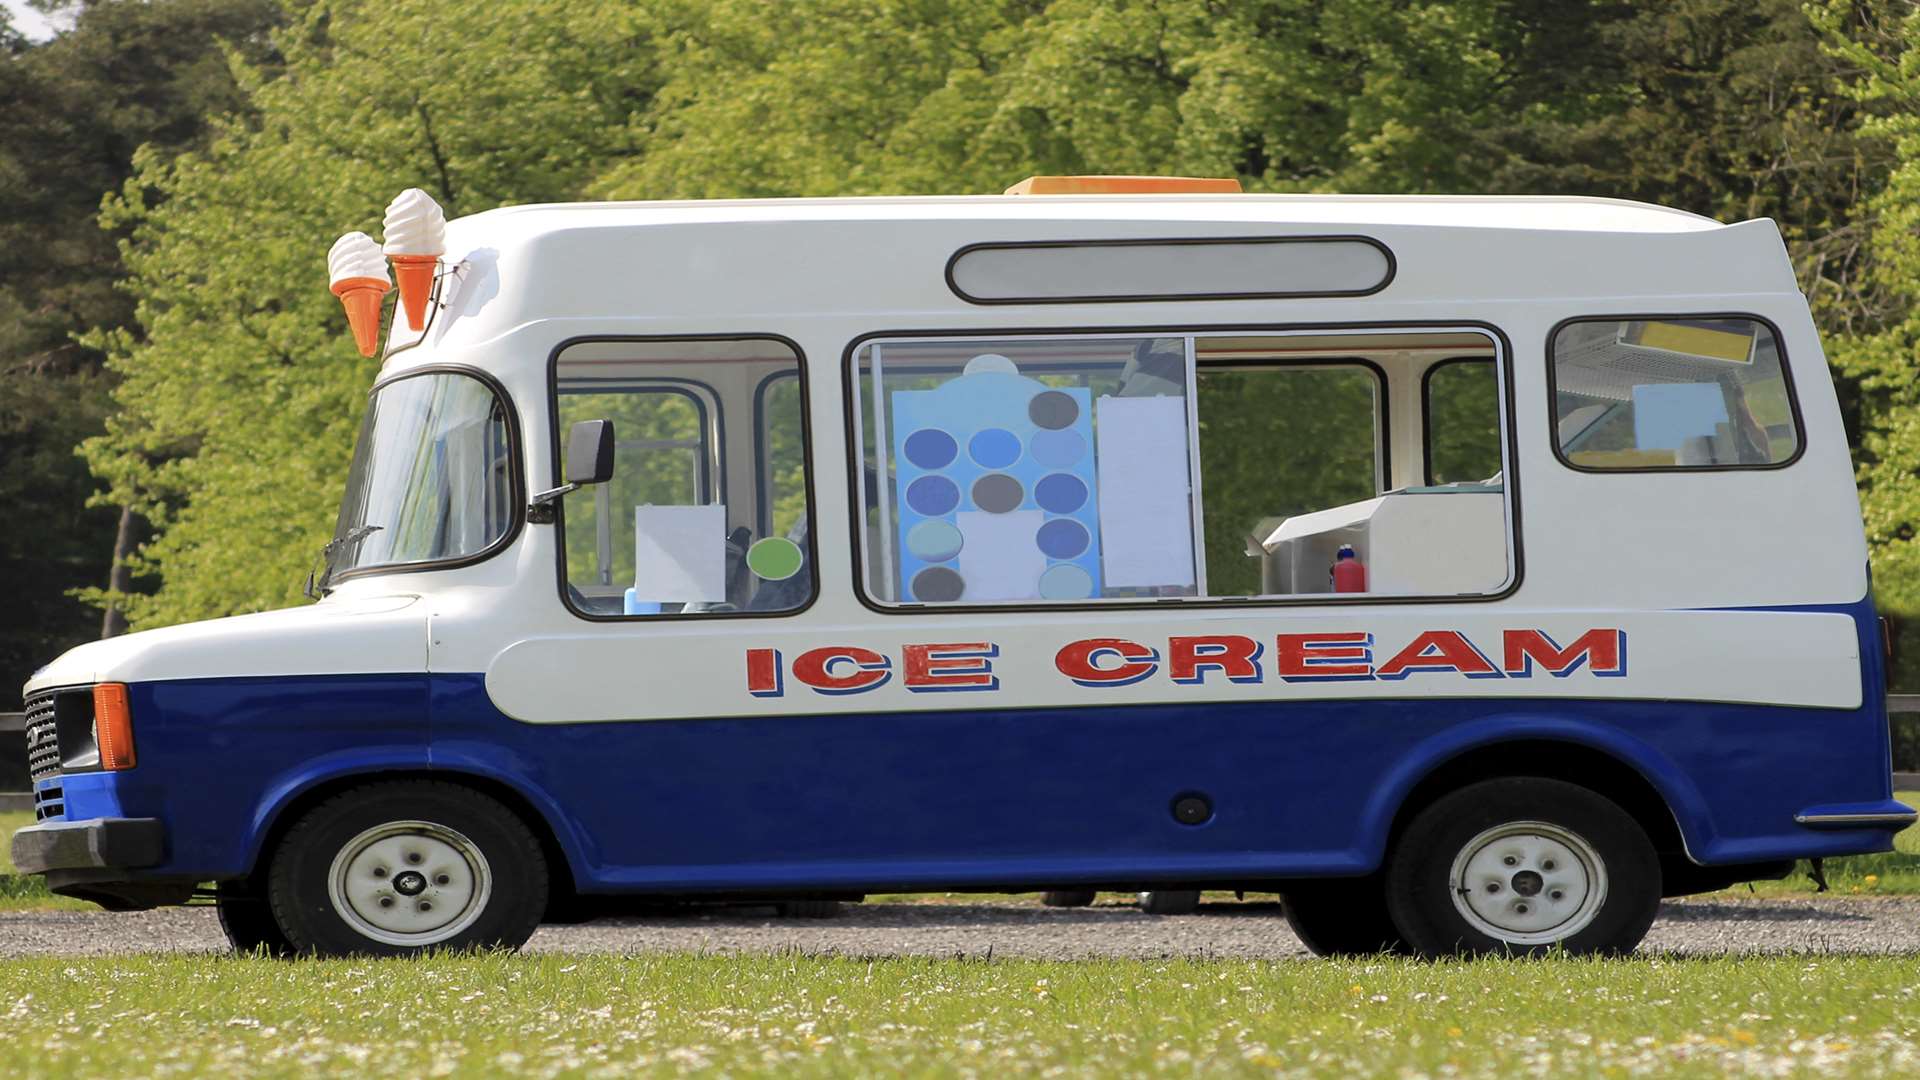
[971,473,1025,513]
[911,566,966,602]
[1028,390,1080,430]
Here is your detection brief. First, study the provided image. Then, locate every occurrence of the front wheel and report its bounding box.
[1385,777,1660,958]
[214,882,295,957]
[267,781,549,957]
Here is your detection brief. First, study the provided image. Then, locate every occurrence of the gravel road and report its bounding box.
[3,895,1918,959]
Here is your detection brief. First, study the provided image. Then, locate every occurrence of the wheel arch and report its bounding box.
[238,763,583,908]
[1359,717,1712,872]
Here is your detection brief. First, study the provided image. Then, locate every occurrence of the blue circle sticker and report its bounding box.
[907,520,964,562]
[903,428,958,470]
[905,475,961,516]
[1039,564,1095,600]
[1030,429,1086,468]
[1036,518,1090,560]
[1034,473,1088,515]
[969,428,1022,469]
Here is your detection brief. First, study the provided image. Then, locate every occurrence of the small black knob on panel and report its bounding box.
[1171,794,1213,826]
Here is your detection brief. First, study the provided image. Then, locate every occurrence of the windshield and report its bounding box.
[324,370,515,585]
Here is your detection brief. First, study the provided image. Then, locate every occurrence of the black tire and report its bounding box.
[1040,890,1097,908]
[267,781,549,958]
[775,900,843,919]
[1385,777,1660,958]
[1136,889,1201,915]
[214,882,296,957]
[1282,876,1406,956]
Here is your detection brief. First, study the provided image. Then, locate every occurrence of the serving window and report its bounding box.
[1550,317,1801,470]
[849,331,1511,608]
[556,338,815,618]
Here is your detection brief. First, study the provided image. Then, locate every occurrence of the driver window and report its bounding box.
[555,339,815,617]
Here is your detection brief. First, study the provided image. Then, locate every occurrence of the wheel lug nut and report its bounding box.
[1486,883,1501,893]
[1502,856,1517,866]
[379,897,394,908]
[1515,904,1529,914]
[1543,860,1556,871]
[407,853,423,864]
[435,874,450,885]
[373,867,387,878]
[1551,891,1564,901]
[419,901,432,912]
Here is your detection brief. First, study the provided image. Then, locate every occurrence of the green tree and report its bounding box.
[0,0,282,701]
[80,0,659,629]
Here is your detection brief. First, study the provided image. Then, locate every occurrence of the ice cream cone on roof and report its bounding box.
[328,231,390,358]
[384,188,447,331]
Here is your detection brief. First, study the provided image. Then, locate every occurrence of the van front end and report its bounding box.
[12,600,436,912]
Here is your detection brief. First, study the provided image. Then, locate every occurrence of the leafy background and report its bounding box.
[4,0,1920,767]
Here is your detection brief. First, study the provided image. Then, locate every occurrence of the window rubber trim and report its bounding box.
[1544,312,1808,475]
[840,320,1523,616]
[943,234,1397,305]
[326,363,526,587]
[546,334,821,623]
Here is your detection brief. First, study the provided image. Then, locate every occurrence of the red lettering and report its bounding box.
[1168,636,1263,684]
[1375,631,1501,680]
[903,643,999,692]
[792,646,892,695]
[1503,629,1625,677]
[1274,632,1374,681]
[745,648,784,697]
[1055,638,1160,687]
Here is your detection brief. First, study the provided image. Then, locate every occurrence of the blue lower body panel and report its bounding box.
[73,671,1904,892]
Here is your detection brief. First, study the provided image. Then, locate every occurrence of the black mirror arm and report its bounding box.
[526,482,580,524]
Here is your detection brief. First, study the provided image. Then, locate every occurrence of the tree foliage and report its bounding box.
[23,0,1920,654]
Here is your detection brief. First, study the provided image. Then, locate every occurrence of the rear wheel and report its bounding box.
[214,882,295,957]
[267,781,549,957]
[1385,778,1660,958]
[1040,890,1097,908]
[1136,890,1201,915]
[1282,877,1405,956]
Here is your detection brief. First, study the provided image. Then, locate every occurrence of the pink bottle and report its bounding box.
[1331,545,1367,593]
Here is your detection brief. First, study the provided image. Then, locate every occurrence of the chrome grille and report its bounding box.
[24,692,60,783]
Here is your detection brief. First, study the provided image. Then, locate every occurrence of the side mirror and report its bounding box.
[566,419,615,486]
[529,419,615,522]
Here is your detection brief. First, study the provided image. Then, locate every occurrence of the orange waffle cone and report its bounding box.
[331,277,390,357]
[390,254,438,331]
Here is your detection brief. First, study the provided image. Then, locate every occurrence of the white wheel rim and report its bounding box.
[326,820,492,947]
[1448,820,1607,946]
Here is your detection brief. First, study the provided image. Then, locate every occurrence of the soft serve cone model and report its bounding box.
[383,188,447,331]
[328,232,391,357]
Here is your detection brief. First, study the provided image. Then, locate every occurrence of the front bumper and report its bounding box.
[9,817,192,910]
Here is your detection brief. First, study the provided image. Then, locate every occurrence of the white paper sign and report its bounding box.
[1095,396,1196,588]
[957,510,1045,601]
[634,504,726,603]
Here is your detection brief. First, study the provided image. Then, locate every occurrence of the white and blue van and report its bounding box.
[15,178,1914,957]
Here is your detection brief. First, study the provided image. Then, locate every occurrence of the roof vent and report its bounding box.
[1004,175,1243,195]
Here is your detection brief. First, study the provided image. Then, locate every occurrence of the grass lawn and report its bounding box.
[0,952,1916,1077]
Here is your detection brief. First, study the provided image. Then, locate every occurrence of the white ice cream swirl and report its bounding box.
[382,188,447,257]
[328,232,389,286]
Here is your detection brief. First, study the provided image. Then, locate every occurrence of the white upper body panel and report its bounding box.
[27,193,1870,715]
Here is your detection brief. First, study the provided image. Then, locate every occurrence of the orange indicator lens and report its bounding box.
[92,682,136,771]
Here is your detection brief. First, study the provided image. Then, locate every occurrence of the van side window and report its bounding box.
[1424,359,1502,485]
[851,332,1510,607]
[555,338,814,617]
[1550,318,1800,470]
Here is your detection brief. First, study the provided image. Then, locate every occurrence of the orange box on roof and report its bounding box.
[1003,175,1243,195]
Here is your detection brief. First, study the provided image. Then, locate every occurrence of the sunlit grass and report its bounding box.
[0,952,1915,1077]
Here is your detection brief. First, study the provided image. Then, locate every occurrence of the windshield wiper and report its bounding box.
[304,525,384,599]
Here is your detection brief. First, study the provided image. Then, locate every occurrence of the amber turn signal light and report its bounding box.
[92,682,136,771]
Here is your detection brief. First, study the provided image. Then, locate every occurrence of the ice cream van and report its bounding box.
[14,176,1915,958]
